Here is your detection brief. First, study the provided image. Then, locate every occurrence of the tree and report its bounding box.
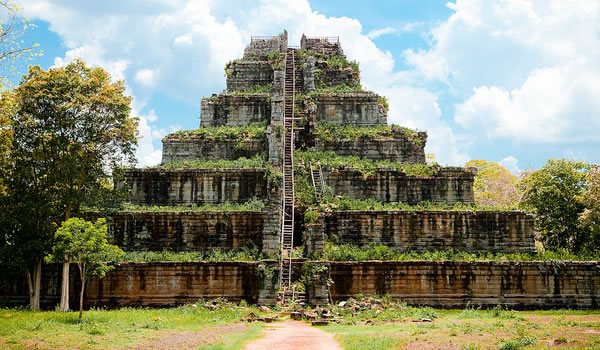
[519,159,589,253]
[466,160,521,207]
[1,1,41,88]
[580,164,600,251]
[0,59,137,310]
[48,218,123,319]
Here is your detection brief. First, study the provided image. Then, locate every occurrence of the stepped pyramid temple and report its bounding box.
[2,31,598,308]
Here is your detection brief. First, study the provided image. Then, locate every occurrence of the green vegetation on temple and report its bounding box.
[295,150,439,176]
[315,122,423,145]
[120,199,265,213]
[319,242,600,262]
[153,155,267,169]
[121,246,267,262]
[163,122,267,141]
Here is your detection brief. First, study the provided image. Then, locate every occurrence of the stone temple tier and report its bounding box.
[3,31,597,308]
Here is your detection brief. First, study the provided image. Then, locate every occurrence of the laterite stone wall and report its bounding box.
[161,138,266,163]
[315,93,386,125]
[329,261,600,308]
[122,168,268,205]
[323,168,476,204]
[324,210,536,253]
[109,211,265,251]
[200,94,271,127]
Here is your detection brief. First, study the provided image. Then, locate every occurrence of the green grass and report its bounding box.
[121,246,267,262]
[120,199,265,213]
[154,155,267,170]
[295,149,440,176]
[163,123,266,141]
[315,197,520,212]
[320,242,600,262]
[0,304,266,349]
[321,302,600,350]
[315,122,422,144]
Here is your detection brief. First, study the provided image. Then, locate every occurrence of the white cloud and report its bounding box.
[135,110,163,167]
[499,156,520,175]
[407,0,600,146]
[367,27,396,39]
[134,68,157,88]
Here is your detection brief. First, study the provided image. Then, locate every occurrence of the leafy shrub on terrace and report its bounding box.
[164,123,266,141]
[326,55,360,73]
[295,150,440,176]
[320,242,599,262]
[228,84,273,94]
[154,155,267,170]
[121,245,265,262]
[315,122,423,145]
[307,84,366,97]
[315,197,519,212]
[120,198,265,213]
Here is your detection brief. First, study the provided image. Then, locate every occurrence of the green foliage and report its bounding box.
[164,123,266,141]
[498,336,536,350]
[156,155,267,170]
[304,208,320,224]
[377,96,389,115]
[580,164,600,249]
[320,242,599,262]
[315,122,423,145]
[316,197,518,212]
[121,246,265,262]
[326,55,360,73]
[48,218,123,276]
[296,150,439,176]
[466,160,522,207]
[119,199,265,213]
[228,84,272,94]
[308,84,365,97]
[519,159,591,253]
[0,1,43,88]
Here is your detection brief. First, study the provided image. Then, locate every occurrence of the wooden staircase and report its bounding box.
[279,48,297,292]
[310,162,325,201]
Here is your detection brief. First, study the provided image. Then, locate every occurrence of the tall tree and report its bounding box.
[1,1,41,88]
[466,160,521,207]
[0,59,137,310]
[580,164,600,252]
[520,159,589,253]
[48,218,123,319]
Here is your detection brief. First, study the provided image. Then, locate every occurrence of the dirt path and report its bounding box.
[244,320,342,350]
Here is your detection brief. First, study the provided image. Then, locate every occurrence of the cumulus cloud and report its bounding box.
[367,27,396,39]
[407,0,600,146]
[499,156,520,175]
[134,68,157,88]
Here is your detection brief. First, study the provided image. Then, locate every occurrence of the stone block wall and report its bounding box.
[0,261,280,307]
[315,93,386,125]
[317,64,360,88]
[109,211,265,251]
[300,35,344,57]
[323,168,475,204]
[315,133,427,163]
[122,168,268,205]
[200,94,271,127]
[161,138,266,163]
[244,32,287,60]
[329,261,600,308]
[225,61,273,91]
[324,210,536,253]
[86,262,271,306]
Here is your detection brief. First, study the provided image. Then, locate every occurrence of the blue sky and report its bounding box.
[4,0,600,170]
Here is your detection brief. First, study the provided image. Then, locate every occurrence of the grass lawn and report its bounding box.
[1,302,599,350]
[323,307,600,350]
[0,303,266,350]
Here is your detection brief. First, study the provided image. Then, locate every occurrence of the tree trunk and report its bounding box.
[26,260,42,310]
[78,263,86,319]
[59,259,70,311]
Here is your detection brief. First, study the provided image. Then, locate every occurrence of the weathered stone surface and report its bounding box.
[329,261,600,308]
[315,93,386,125]
[86,262,270,306]
[305,262,330,306]
[244,32,287,60]
[315,132,427,163]
[301,34,344,58]
[0,262,280,307]
[324,210,536,253]
[109,211,265,251]
[323,168,476,204]
[122,168,268,205]
[200,94,271,127]
[161,138,266,163]
[226,61,274,91]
